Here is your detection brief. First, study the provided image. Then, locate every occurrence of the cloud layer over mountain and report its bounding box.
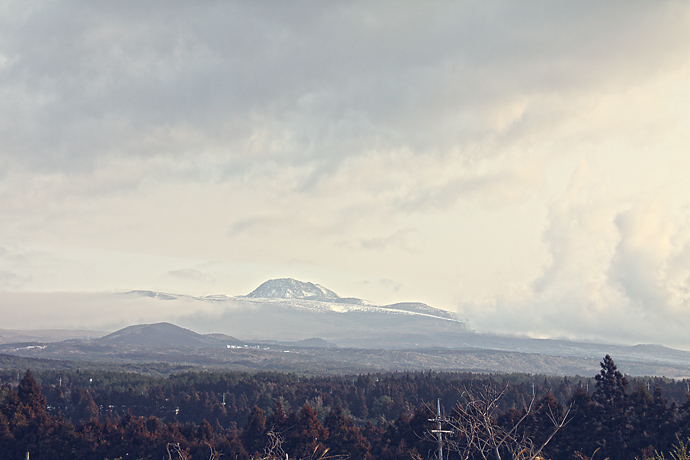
[1,1,690,347]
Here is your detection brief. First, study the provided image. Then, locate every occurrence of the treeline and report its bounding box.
[1,356,690,459]
[15,370,595,428]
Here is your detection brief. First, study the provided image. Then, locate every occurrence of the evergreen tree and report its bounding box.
[594,355,629,406]
[641,386,676,455]
[592,355,631,460]
[0,410,14,451]
[0,371,82,460]
[241,405,266,455]
[324,405,371,459]
[283,404,329,459]
[17,370,47,414]
[266,400,287,433]
[72,388,99,423]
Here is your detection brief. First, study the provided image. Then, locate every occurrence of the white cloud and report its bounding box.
[1,1,690,347]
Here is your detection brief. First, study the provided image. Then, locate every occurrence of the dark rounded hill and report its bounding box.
[98,322,238,348]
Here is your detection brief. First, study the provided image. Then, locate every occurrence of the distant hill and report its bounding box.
[96,322,338,350]
[5,321,690,377]
[204,333,243,344]
[292,337,337,348]
[4,279,690,376]
[0,328,106,344]
[99,322,225,348]
[115,278,466,348]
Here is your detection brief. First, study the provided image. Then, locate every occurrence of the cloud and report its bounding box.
[167,268,213,283]
[0,270,30,289]
[458,179,690,349]
[229,215,285,236]
[0,291,228,330]
[377,278,404,293]
[334,229,416,253]
[358,229,415,251]
[609,201,690,315]
[360,278,405,296]
[396,166,546,213]
[1,2,690,348]
[2,1,688,180]
[0,245,50,289]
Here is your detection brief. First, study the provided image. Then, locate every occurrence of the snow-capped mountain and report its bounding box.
[245,278,339,300]
[120,278,465,347]
[241,278,457,319]
[124,278,456,321]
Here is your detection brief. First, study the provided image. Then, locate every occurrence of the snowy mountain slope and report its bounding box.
[234,296,457,320]
[118,279,465,346]
[378,302,456,320]
[123,278,459,322]
[245,278,339,300]
[6,280,690,375]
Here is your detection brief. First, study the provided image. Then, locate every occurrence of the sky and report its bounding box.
[2,1,690,347]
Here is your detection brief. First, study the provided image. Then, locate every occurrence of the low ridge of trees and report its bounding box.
[1,356,690,459]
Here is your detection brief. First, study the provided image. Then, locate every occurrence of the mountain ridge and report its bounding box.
[245,278,339,301]
[4,319,690,377]
[123,277,457,321]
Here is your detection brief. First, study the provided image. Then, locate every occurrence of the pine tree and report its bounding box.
[72,388,99,423]
[558,388,598,459]
[266,401,287,433]
[592,355,631,460]
[594,355,629,406]
[241,405,266,455]
[17,370,48,416]
[324,405,371,459]
[0,410,14,449]
[283,404,329,459]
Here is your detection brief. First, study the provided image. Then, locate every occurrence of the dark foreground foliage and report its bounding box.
[2,356,690,459]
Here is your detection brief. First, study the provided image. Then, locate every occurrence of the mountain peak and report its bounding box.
[246,278,339,300]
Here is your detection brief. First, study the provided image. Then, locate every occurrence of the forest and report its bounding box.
[2,355,690,459]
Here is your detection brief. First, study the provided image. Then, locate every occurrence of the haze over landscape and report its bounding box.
[2,1,690,350]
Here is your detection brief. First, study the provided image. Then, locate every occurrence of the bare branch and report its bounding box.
[438,384,570,460]
[205,441,222,460]
[167,443,189,460]
[263,430,287,460]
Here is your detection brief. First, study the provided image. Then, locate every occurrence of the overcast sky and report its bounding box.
[2,1,690,347]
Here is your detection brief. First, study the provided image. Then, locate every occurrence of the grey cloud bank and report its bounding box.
[1,1,690,348]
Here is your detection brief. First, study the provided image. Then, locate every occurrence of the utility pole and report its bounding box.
[429,399,452,460]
